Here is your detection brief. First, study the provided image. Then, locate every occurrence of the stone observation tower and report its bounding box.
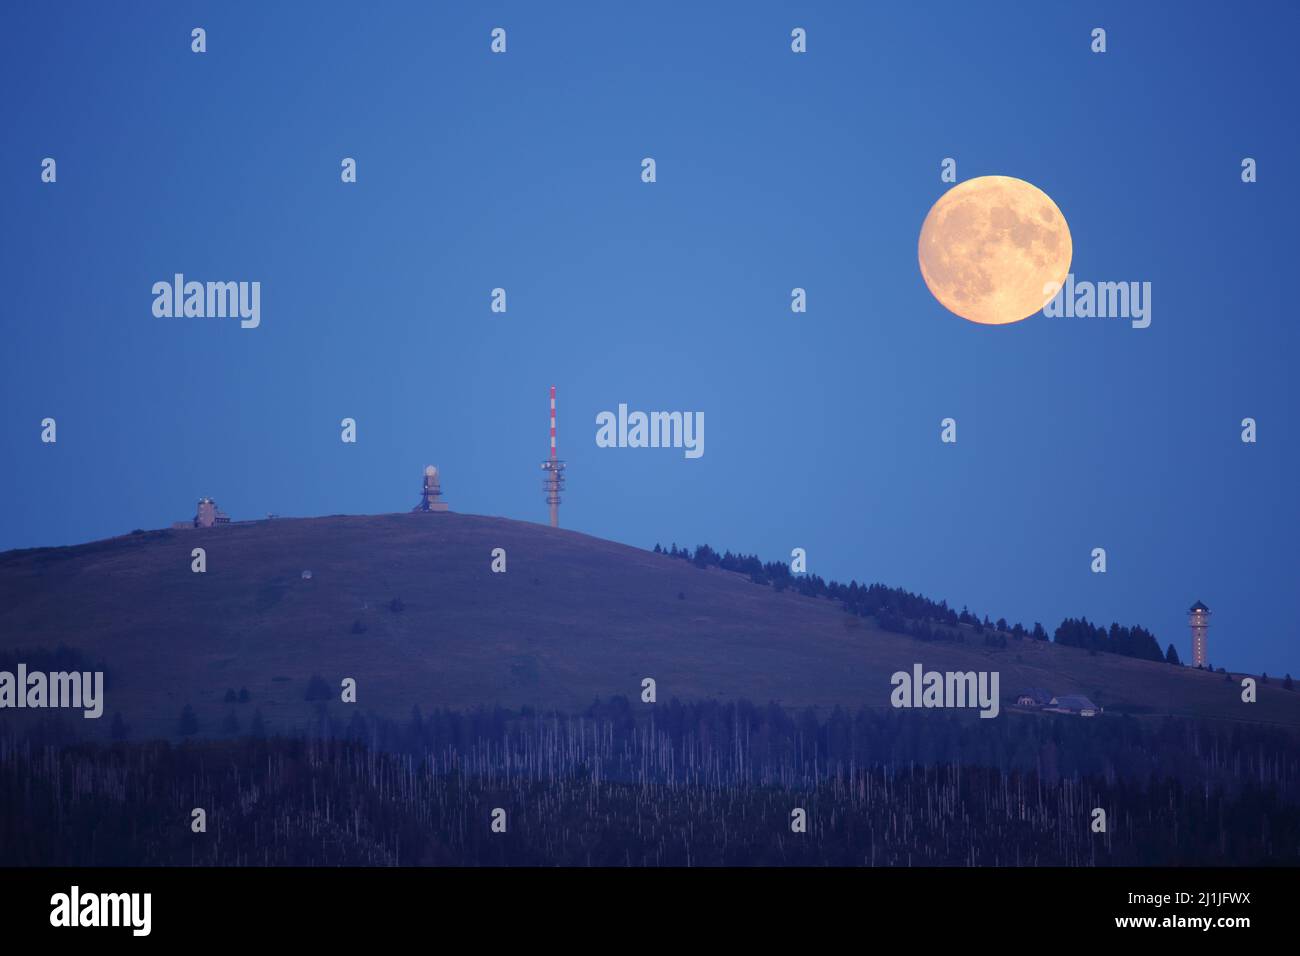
[173,496,230,529]
[412,465,448,512]
[1188,600,1211,668]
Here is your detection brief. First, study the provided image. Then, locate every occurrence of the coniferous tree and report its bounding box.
[1165,643,1182,665]
[693,544,717,568]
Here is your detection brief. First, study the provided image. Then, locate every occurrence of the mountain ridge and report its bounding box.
[1,512,1296,737]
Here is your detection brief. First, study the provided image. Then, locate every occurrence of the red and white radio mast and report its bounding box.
[540,386,567,528]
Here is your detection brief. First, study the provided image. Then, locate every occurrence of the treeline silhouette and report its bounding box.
[326,697,1300,796]
[1053,617,1164,662]
[655,543,1172,664]
[3,700,1298,866]
[0,644,111,685]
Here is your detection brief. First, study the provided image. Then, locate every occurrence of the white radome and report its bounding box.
[424,465,438,478]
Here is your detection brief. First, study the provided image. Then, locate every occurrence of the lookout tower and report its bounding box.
[413,465,448,513]
[195,497,229,528]
[1189,600,1211,668]
[174,496,230,530]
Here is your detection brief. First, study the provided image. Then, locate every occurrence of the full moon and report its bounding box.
[918,175,1072,326]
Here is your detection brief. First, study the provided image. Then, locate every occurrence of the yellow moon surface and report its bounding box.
[918,176,1072,325]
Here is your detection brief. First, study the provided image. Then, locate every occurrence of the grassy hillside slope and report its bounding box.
[1,513,1295,737]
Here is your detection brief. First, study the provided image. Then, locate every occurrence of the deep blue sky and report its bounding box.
[2,2,1296,675]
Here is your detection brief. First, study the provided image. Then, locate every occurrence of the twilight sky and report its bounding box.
[2,1,1296,675]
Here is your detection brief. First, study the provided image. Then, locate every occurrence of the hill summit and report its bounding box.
[1,513,1296,737]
